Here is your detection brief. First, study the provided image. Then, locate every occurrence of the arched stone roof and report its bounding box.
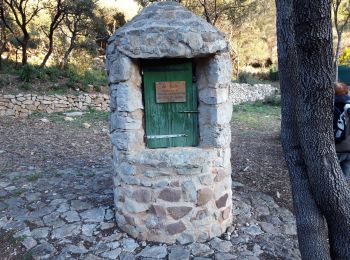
[108,1,228,59]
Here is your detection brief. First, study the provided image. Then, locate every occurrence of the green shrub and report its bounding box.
[269,65,279,81]
[264,94,281,106]
[19,64,36,82]
[44,66,61,81]
[19,82,32,90]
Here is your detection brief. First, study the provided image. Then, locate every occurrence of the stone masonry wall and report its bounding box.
[107,38,234,242]
[230,83,278,105]
[0,93,109,117]
[0,84,276,118]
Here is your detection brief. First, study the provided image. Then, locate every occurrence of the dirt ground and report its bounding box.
[0,110,292,210]
[0,110,293,259]
[231,127,292,211]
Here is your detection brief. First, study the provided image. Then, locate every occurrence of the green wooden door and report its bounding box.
[142,59,199,149]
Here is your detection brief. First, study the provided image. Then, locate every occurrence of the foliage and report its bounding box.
[237,67,278,84]
[339,46,350,64]
[332,0,350,80]
[19,64,36,82]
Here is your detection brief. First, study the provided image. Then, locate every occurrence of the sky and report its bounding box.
[99,0,140,20]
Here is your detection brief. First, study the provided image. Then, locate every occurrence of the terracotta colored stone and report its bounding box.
[215,193,228,209]
[158,188,181,202]
[132,189,152,203]
[167,206,192,220]
[197,188,213,206]
[149,204,167,219]
[166,221,186,235]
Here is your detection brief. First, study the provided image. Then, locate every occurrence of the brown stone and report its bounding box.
[158,188,181,202]
[197,188,213,206]
[222,206,231,220]
[149,204,167,219]
[166,221,186,235]
[167,206,192,220]
[124,213,136,226]
[215,193,228,209]
[132,189,152,203]
[212,167,227,182]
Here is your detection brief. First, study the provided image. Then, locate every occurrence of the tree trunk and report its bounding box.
[60,34,76,70]
[40,32,54,68]
[21,33,29,65]
[276,0,330,258]
[294,1,350,258]
[334,31,341,82]
[276,0,350,258]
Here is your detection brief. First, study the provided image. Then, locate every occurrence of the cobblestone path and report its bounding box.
[0,163,300,259]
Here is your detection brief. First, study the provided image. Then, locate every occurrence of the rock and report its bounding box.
[82,224,97,236]
[119,251,136,260]
[63,245,88,254]
[100,222,115,230]
[149,204,167,219]
[31,227,50,239]
[197,188,213,206]
[82,122,91,128]
[121,238,139,252]
[105,209,114,221]
[85,254,104,260]
[107,2,228,59]
[132,189,152,203]
[51,224,80,239]
[137,245,168,259]
[259,222,279,234]
[169,246,190,260]
[101,249,122,259]
[176,233,195,245]
[166,221,186,235]
[61,210,80,223]
[215,193,228,209]
[64,116,74,121]
[39,118,50,123]
[209,237,232,253]
[167,206,192,220]
[71,200,93,211]
[240,224,263,236]
[21,237,37,250]
[31,242,56,259]
[214,253,236,259]
[158,188,181,202]
[190,243,214,257]
[64,111,84,117]
[145,215,163,229]
[80,208,105,222]
[125,197,150,213]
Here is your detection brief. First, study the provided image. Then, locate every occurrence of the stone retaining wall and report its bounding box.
[230,83,278,105]
[0,93,110,117]
[0,84,276,118]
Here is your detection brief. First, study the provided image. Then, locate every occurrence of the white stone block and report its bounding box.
[199,102,232,126]
[110,84,143,112]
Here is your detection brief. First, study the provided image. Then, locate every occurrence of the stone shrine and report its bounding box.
[106,1,233,244]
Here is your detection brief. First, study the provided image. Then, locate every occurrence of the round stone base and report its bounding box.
[113,147,233,244]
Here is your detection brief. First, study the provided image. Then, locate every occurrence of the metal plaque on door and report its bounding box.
[155,81,186,103]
